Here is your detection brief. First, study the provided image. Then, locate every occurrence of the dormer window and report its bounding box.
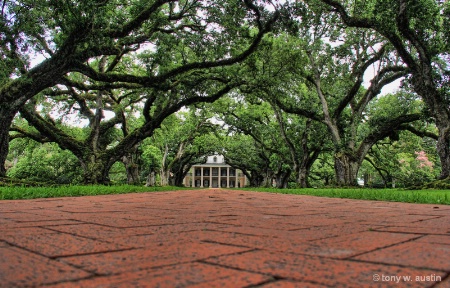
[213,156,217,163]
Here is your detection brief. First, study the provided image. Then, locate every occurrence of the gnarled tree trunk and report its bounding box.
[171,164,192,187]
[296,148,320,188]
[262,170,274,188]
[122,155,140,185]
[433,114,450,180]
[249,171,264,187]
[297,166,309,188]
[274,170,290,188]
[145,171,156,186]
[0,110,16,177]
[126,163,140,185]
[80,155,113,185]
[159,170,170,186]
[172,173,185,187]
[334,152,360,186]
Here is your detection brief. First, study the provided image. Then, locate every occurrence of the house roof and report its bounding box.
[192,163,233,168]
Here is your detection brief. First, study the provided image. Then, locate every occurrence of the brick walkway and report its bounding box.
[0,189,449,288]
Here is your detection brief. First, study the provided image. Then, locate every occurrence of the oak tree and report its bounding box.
[2,0,279,182]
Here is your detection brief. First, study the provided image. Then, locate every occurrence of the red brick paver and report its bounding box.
[0,189,449,287]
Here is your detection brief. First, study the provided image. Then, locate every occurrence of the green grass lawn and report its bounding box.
[0,185,190,200]
[0,185,449,205]
[242,187,450,205]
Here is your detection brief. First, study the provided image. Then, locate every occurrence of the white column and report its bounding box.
[200,167,203,187]
[210,167,212,188]
[217,167,222,188]
[227,167,230,188]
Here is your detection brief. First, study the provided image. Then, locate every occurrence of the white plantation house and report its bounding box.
[182,155,247,188]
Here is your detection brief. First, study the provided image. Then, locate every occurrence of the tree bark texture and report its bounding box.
[436,125,450,179]
[249,172,264,187]
[0,110,16,176]
[297,166,309,188]
[80,155,114,185]
[126,164,140,185]
[145,171,156,186]
[159,170,170,186]
[122,155,141,185]
[173,173,185,187]
[334,152,360,186]
[274,171,290,188]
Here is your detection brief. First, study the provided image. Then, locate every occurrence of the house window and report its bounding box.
[213,156,217,163]
[221,168,227,176]
[221,179,227,188]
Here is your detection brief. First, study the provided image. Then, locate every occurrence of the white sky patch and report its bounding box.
[362,63,403,96]
[380,78,402,95]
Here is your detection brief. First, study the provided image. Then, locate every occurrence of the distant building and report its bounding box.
[182,155,247,188]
